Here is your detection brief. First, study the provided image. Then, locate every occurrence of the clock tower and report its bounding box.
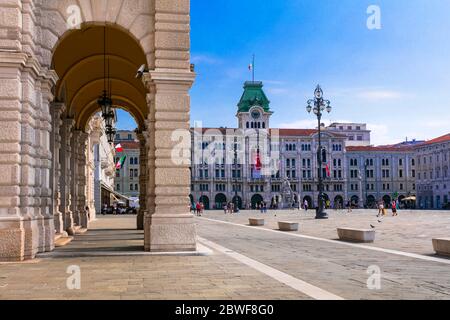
[236,81,273,130]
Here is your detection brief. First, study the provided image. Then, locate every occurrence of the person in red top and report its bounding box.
[391,200,398,216]
[196,202,201,216]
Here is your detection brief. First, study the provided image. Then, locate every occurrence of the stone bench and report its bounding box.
[337,228,375,243]
[249,218,265,226]
[432,238,450,257]
[278,221,299,232]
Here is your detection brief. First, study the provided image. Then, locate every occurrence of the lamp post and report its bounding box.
[307,85,332,219]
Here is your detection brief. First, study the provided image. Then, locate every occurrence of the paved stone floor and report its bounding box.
[202,209,450,255]
[1,211,450,300]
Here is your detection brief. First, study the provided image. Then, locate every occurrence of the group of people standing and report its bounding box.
[377,199,399,217]
[191,202,205,216]
[223,202,239,214]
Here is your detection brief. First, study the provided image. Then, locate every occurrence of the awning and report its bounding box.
[401,196,416,202]
[101,182,133,202]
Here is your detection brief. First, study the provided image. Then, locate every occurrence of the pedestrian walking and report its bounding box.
[377,201,384,217]
[195,202,201,216]
[392,200,398,216]
[346,200,352,213]
[304,199,308,212]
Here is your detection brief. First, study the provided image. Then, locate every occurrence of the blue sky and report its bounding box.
[117,0,450,145]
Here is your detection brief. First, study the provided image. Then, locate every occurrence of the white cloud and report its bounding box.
[357,90,405,100]
[366,123,394,146]
[191,54,222,65]
[266,88,289,95]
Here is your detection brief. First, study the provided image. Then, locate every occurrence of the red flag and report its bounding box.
[325,164,331,177]
[115,144,124,153]
[255,150,262,170]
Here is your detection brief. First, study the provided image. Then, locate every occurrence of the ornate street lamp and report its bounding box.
[105,125,116,144]
[98,90,112,119]
[306,85,332,219]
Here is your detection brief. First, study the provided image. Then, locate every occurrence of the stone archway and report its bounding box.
[214,193,227,210]
[251,194,264,209]
[0,0,196,261]
[334,195,343,209]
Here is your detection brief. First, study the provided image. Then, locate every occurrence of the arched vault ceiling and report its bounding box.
[52,25,148,129]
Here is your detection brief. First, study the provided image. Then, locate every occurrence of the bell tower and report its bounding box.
[236,81,273,130]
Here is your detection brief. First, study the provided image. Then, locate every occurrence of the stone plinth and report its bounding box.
[337,228,375,243]
[278,221,299,232]
[146,214,197,252]
[249,218,265,226]
[432,238,450,257]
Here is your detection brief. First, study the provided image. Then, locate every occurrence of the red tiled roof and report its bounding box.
[346,146,415,152]
[272,129,317,136]
[118,141,140,149]
[419,133,450,146]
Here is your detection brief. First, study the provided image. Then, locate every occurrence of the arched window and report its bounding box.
[262,122,266,129]
[130,184,134,191]
[135,184,138,191]
[130,158,134,165]
[246,122,249,129]
[135,157,139,165]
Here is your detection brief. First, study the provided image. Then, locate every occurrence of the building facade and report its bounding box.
[416,134,450,209]
[190,81,448,210]
[327,123,371,147]
[114,132,141,199]
[346,146,416,208]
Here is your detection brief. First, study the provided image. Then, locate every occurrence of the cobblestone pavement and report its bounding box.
[1,212,450,300]
[0,216,307,300]
[201,209,450,255]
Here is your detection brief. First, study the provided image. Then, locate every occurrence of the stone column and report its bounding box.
[0,1,36,261]
[50,103,66,235]
[71,130,81,226]
[137,131,148,230]
[143,70,197,252]
[60,118,75,235]
[38,74,57,252]
[144,91,156,250]
[77,132,89,229]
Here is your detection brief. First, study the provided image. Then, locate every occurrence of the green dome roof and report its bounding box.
[237,81,271,113]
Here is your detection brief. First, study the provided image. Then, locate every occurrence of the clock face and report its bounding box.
[251,110,261,119]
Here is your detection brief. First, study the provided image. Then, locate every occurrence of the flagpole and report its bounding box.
[252,54,255,82]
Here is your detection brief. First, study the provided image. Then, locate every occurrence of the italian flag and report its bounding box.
[115,144,124,153]
[116,155,127,169]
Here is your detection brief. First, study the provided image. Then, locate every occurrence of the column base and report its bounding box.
[80,210,89,229]
[0,217,38,262]
[37,216,55,253]
[144,213,197,252]
[43,216,55,252]
[137,210,144,230]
